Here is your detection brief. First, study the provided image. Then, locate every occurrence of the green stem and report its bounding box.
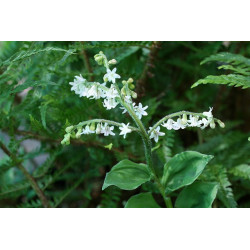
[122,101,173,208]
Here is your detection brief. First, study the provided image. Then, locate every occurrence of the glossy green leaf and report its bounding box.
[125,192,161,208]
[175,182,218,208]
[162,151,213,193]
[102,159,151,190]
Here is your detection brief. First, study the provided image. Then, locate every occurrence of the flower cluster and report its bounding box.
[161,108,214,131]
[62,52,225,147]
[69,54,149,120]
[69,74,120,109]
[148,108,225,143]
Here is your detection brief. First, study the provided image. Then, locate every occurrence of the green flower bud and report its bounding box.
[131,91,137,99]
[128,78,134,83]
[217,120,225,128]
[210,119,216,129]
[90,123,95,131]
[96,124,102,134]
[65,125,74,133]
[61,133,71,145]
[121,86,127,96]
[181,114,187,125]
[108,59,117,65]
[128,83,135,90]
[75,127,82,138]
[103,76,108,82]
[122,80,127,85]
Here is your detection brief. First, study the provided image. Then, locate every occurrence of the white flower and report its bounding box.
[124,95,132,104]
[80,125,95,135]
[103,98,118,110]
[101,123,115,136]
[162,119,174,130]
[69,75,88,96]
[174,118,187,130]
[105,84,119,99]
[104,68,121,84]
[96,123,102,134]
[188,115,202,127]
[134,103,148,119]
[86,84,103,99]
[119,123,132,138]
[120,106,127,114]
[203,107,213,119]
[149,126,165,143]
[200,118,210,129]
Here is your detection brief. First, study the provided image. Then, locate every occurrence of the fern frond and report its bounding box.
[201,52,250,66]
[229,164,250,180]
[2,47,75,67]
[216,167,237,208]
[99,186,122,208]
[192,74,250,89]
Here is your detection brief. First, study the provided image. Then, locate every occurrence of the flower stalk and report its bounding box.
[62,51,225,208]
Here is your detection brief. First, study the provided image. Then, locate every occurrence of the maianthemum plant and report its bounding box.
[62,51,226,208]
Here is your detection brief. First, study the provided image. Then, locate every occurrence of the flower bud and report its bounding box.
[217,120,225,128]
[181,114,187,125]
[75,127,82,138]
[131,91,137,99]
[128,83,135,90]
[94,55,103,65]
[90,123,95,131]
[103,76,108,82]
[128,78,134,83]
[65,125,74,133]
[61,133,71,145]
[122,80,127,85]
[210,119,216,129]
[96,123,101,134]
[108,59,117,65]
[121,86,127,96]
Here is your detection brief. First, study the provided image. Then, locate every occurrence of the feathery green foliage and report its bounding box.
[192,52,250,89]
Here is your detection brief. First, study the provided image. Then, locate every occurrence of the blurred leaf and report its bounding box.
[175,182,218,208]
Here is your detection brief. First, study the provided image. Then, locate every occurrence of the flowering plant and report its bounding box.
[62,51,225,208]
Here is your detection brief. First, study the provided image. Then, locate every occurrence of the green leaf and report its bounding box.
[162,151,213,193]
[102,159,151,191]
[40,104,48,129]
[125,192,161,208]
[175,182,218,208]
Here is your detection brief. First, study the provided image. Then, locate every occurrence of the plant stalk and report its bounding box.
[122,101,173,208]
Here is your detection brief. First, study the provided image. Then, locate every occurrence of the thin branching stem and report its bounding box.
[0,141,50,208]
